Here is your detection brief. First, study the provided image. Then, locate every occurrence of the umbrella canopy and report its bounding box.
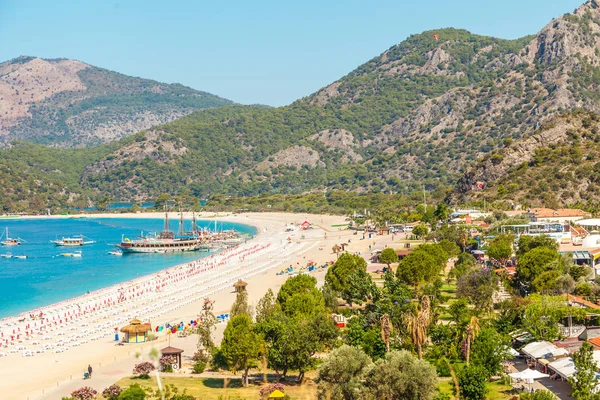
[509,368,549,383]
[269,390,286,398]
[120,318,151,334]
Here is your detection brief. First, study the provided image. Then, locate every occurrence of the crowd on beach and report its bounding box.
[0,235,319,359]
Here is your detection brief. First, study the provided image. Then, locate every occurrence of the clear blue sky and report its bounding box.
[0,0,584,106]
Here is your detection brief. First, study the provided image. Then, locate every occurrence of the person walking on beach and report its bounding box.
[88,364,93,378]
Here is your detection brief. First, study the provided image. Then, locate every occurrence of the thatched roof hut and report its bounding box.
[233,279,248,293]
[120,318,151,343]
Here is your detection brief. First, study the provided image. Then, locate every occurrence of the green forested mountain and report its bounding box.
[0,56,232,147]
[4,1,600,211]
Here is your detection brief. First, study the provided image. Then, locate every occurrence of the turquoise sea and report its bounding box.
[0,217,256,318]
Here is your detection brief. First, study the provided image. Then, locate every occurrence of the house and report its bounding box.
[527,208,591,223]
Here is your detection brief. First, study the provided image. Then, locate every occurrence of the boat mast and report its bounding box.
[192,212,197,233]
[164,212,169,234]
[178,204,184,236]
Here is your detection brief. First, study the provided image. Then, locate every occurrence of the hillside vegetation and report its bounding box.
[0,56,232,147]
[5,1,600,211]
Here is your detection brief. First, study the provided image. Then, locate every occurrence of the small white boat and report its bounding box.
[51,236,95,246]
[1,253,12,259]
[108,251,123,256]
[60,251,82,258]
[13,255,27,259]
[1,228,24,246]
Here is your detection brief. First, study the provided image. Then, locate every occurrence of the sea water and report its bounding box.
[0,217,256,318]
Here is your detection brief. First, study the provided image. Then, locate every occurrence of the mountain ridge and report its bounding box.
[4,2,600,211]
[0,56,232,147]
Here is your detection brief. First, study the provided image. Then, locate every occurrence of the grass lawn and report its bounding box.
[438,379,513,399]
[115,376,317,399]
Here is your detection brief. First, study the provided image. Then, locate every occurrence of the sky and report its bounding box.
[0,0,585,106]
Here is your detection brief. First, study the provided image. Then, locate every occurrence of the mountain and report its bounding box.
[79,28,534,201]
[4,1,600,211]
[0,56,232,147]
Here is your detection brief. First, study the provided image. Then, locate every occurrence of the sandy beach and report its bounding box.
[0,212,396,400]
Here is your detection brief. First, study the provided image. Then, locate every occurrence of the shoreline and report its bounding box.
[0,212,258,319]
[0,212,370,400]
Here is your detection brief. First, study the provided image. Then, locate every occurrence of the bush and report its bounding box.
[160,355,177,372]
[70,387,98,400]
[117,384,147,400]
[519,390,555,400]
[192,360,206,374]
[132,362,155,378]
[102,384,122,400]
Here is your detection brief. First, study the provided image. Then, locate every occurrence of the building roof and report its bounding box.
[529,208,590,218]
[233,279,247,287]
[160,346,184,354]
[120,318,151,334]
[521,341,569,359]
[566,294,600,310]
[590,337,600,349]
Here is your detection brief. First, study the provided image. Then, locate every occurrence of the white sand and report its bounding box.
[0,212,400,400]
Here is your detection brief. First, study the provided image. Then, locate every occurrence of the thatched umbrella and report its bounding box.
[233,279,248,293]
[120,318,151,343]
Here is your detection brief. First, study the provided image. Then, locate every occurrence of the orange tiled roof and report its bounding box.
[589,337,600,349]
[566,294,600,310]
[530,208,590,218]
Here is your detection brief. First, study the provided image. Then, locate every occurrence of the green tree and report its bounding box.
[569,341,600,400]
[277,274,324,316]
[517,235,558,256]
[456,269,498,313]
[154,193,172,210]
[450,252,477,281]
[434,203,450,223]
[220,314,262,387]
[439,239,461,259]
[397,246,447,289]
[362,350,438,400]
[255,288,277,323]
[470,328,511,377]
[487,236,513,267]
[317,345,372,400]
[342,268,378,306]
[456,364,489,400]
[413,224,430,240]
[344,317,387,360]
[379,247,399,267]
[325,253,368,294]
[230,289,252,317]
[517,247,561,286]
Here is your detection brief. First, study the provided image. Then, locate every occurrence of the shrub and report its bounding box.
[102,384,122,400]
[70,387,98,400]
[159,355,177,372]
[132,361,155,378]
[117,384,147,400]
[192,360,206,374]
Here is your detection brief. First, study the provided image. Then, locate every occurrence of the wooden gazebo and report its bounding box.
[233,279,247,293]
[120,318,151,343]
[161,346,184,369]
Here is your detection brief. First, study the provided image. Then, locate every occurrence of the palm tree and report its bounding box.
[405,296,431,359]
[380,313,392,353]
[458,228,468,252]
[464,316,480,365]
